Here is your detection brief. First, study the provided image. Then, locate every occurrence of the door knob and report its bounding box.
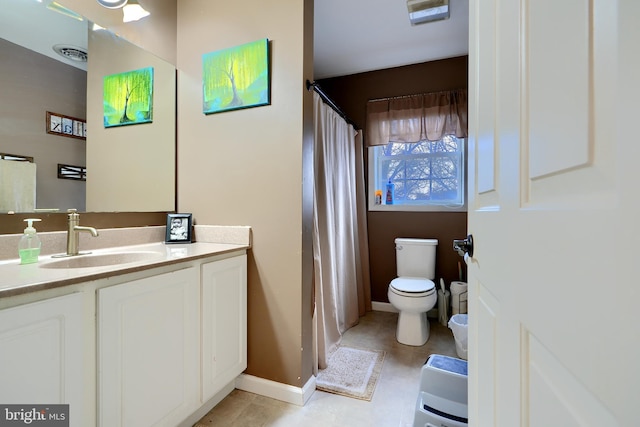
[453,234,474,257]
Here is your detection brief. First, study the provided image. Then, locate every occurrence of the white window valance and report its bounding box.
[365,89,468,146]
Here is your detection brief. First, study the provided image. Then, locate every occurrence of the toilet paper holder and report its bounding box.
[453,234,474,258]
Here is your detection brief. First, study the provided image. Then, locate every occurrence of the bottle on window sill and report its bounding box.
[385,180,395,205]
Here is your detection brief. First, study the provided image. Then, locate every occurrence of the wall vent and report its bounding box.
[52,44,88,63]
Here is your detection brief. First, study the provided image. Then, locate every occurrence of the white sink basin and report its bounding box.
[40,251,163,269]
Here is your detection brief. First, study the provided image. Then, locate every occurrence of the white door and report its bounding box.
[467,1,639,426]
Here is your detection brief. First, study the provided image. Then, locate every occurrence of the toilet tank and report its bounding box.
[395,238,438,279]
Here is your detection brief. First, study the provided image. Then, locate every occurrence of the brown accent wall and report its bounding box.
[318,56,469,302]
[368,212,468,301]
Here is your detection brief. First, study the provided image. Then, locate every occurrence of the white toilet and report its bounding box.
[388,238,438,346]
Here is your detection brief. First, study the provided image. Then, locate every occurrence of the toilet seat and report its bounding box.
[390,277,435,298]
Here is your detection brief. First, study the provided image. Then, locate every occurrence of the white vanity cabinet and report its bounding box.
[98,267,200,427]
[0,292,87,427]
[0,242,248,427]
[201,254,247,401]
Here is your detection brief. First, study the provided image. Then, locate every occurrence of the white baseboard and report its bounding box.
[235,373,316,406]
[372,301,398,312]
[230,302,442,410]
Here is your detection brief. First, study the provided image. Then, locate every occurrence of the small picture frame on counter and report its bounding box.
[165,213,193,243]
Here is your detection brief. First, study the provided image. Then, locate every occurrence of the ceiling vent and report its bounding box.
[407,0,450,25]
[52,44,88,63]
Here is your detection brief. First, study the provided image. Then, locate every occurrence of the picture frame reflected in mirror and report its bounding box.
[165,213,192,243]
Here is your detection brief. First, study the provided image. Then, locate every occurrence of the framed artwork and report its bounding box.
[46,111,86,140]
[103,67,154,128]
[165,213,193,244]
[57,164,87,181]
[202,38,270,114]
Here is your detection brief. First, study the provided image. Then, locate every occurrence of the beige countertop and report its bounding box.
[0,224,252,299]
[0,241,248,298]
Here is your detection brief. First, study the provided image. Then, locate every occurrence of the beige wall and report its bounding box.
[86,29,175,212]
[300,0,315,391]
[61,0,177,65]
[64,0,315,389]
[176,0,314,387]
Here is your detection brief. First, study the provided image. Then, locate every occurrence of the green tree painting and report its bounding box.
[103,67,154,127]
[202,39,270,114]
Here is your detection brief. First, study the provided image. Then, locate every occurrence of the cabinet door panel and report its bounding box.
[0,293,85,427]
[201,255,247,401]
[98,268,199,427]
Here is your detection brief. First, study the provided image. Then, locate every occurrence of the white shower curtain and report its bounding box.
[312,92,371,371]
[0,159,36,212]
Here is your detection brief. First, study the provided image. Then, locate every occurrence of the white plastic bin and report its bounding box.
[413,355,468,427]
[448,314,468,360]
[450,281,468,315]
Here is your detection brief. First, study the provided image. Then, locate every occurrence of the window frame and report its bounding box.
[367,138,468,212]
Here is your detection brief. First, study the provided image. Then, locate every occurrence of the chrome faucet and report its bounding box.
[65,209,99,256]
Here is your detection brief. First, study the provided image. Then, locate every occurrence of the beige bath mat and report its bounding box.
[316,346,385,401]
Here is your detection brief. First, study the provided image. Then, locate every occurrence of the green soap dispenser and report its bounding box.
[18,218,42,264]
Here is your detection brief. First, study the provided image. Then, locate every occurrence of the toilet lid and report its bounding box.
[390,277,435,293]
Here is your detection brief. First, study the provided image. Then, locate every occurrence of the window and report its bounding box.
[369,135,466,211]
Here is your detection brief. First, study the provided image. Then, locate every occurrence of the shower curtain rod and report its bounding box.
[306,80,359,129]
[368,87,467,103]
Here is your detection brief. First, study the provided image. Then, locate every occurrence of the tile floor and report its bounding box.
[194,310,459,427]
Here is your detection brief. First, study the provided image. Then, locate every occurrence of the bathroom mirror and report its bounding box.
[0,0,176,216]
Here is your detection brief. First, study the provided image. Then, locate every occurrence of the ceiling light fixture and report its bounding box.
[96,0,150,23]
[122,0,150,23]
[96,0,128,9]
[407,0,450,26]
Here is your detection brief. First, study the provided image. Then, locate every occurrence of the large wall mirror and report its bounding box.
[0,0,175,222]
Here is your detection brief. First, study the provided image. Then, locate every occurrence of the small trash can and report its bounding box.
[450,281,468,315]
[448,314,468,360]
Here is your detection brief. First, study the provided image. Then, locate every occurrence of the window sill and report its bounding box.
[368,203,467,213]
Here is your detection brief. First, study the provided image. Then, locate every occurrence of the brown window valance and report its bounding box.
[365,89,468,146]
